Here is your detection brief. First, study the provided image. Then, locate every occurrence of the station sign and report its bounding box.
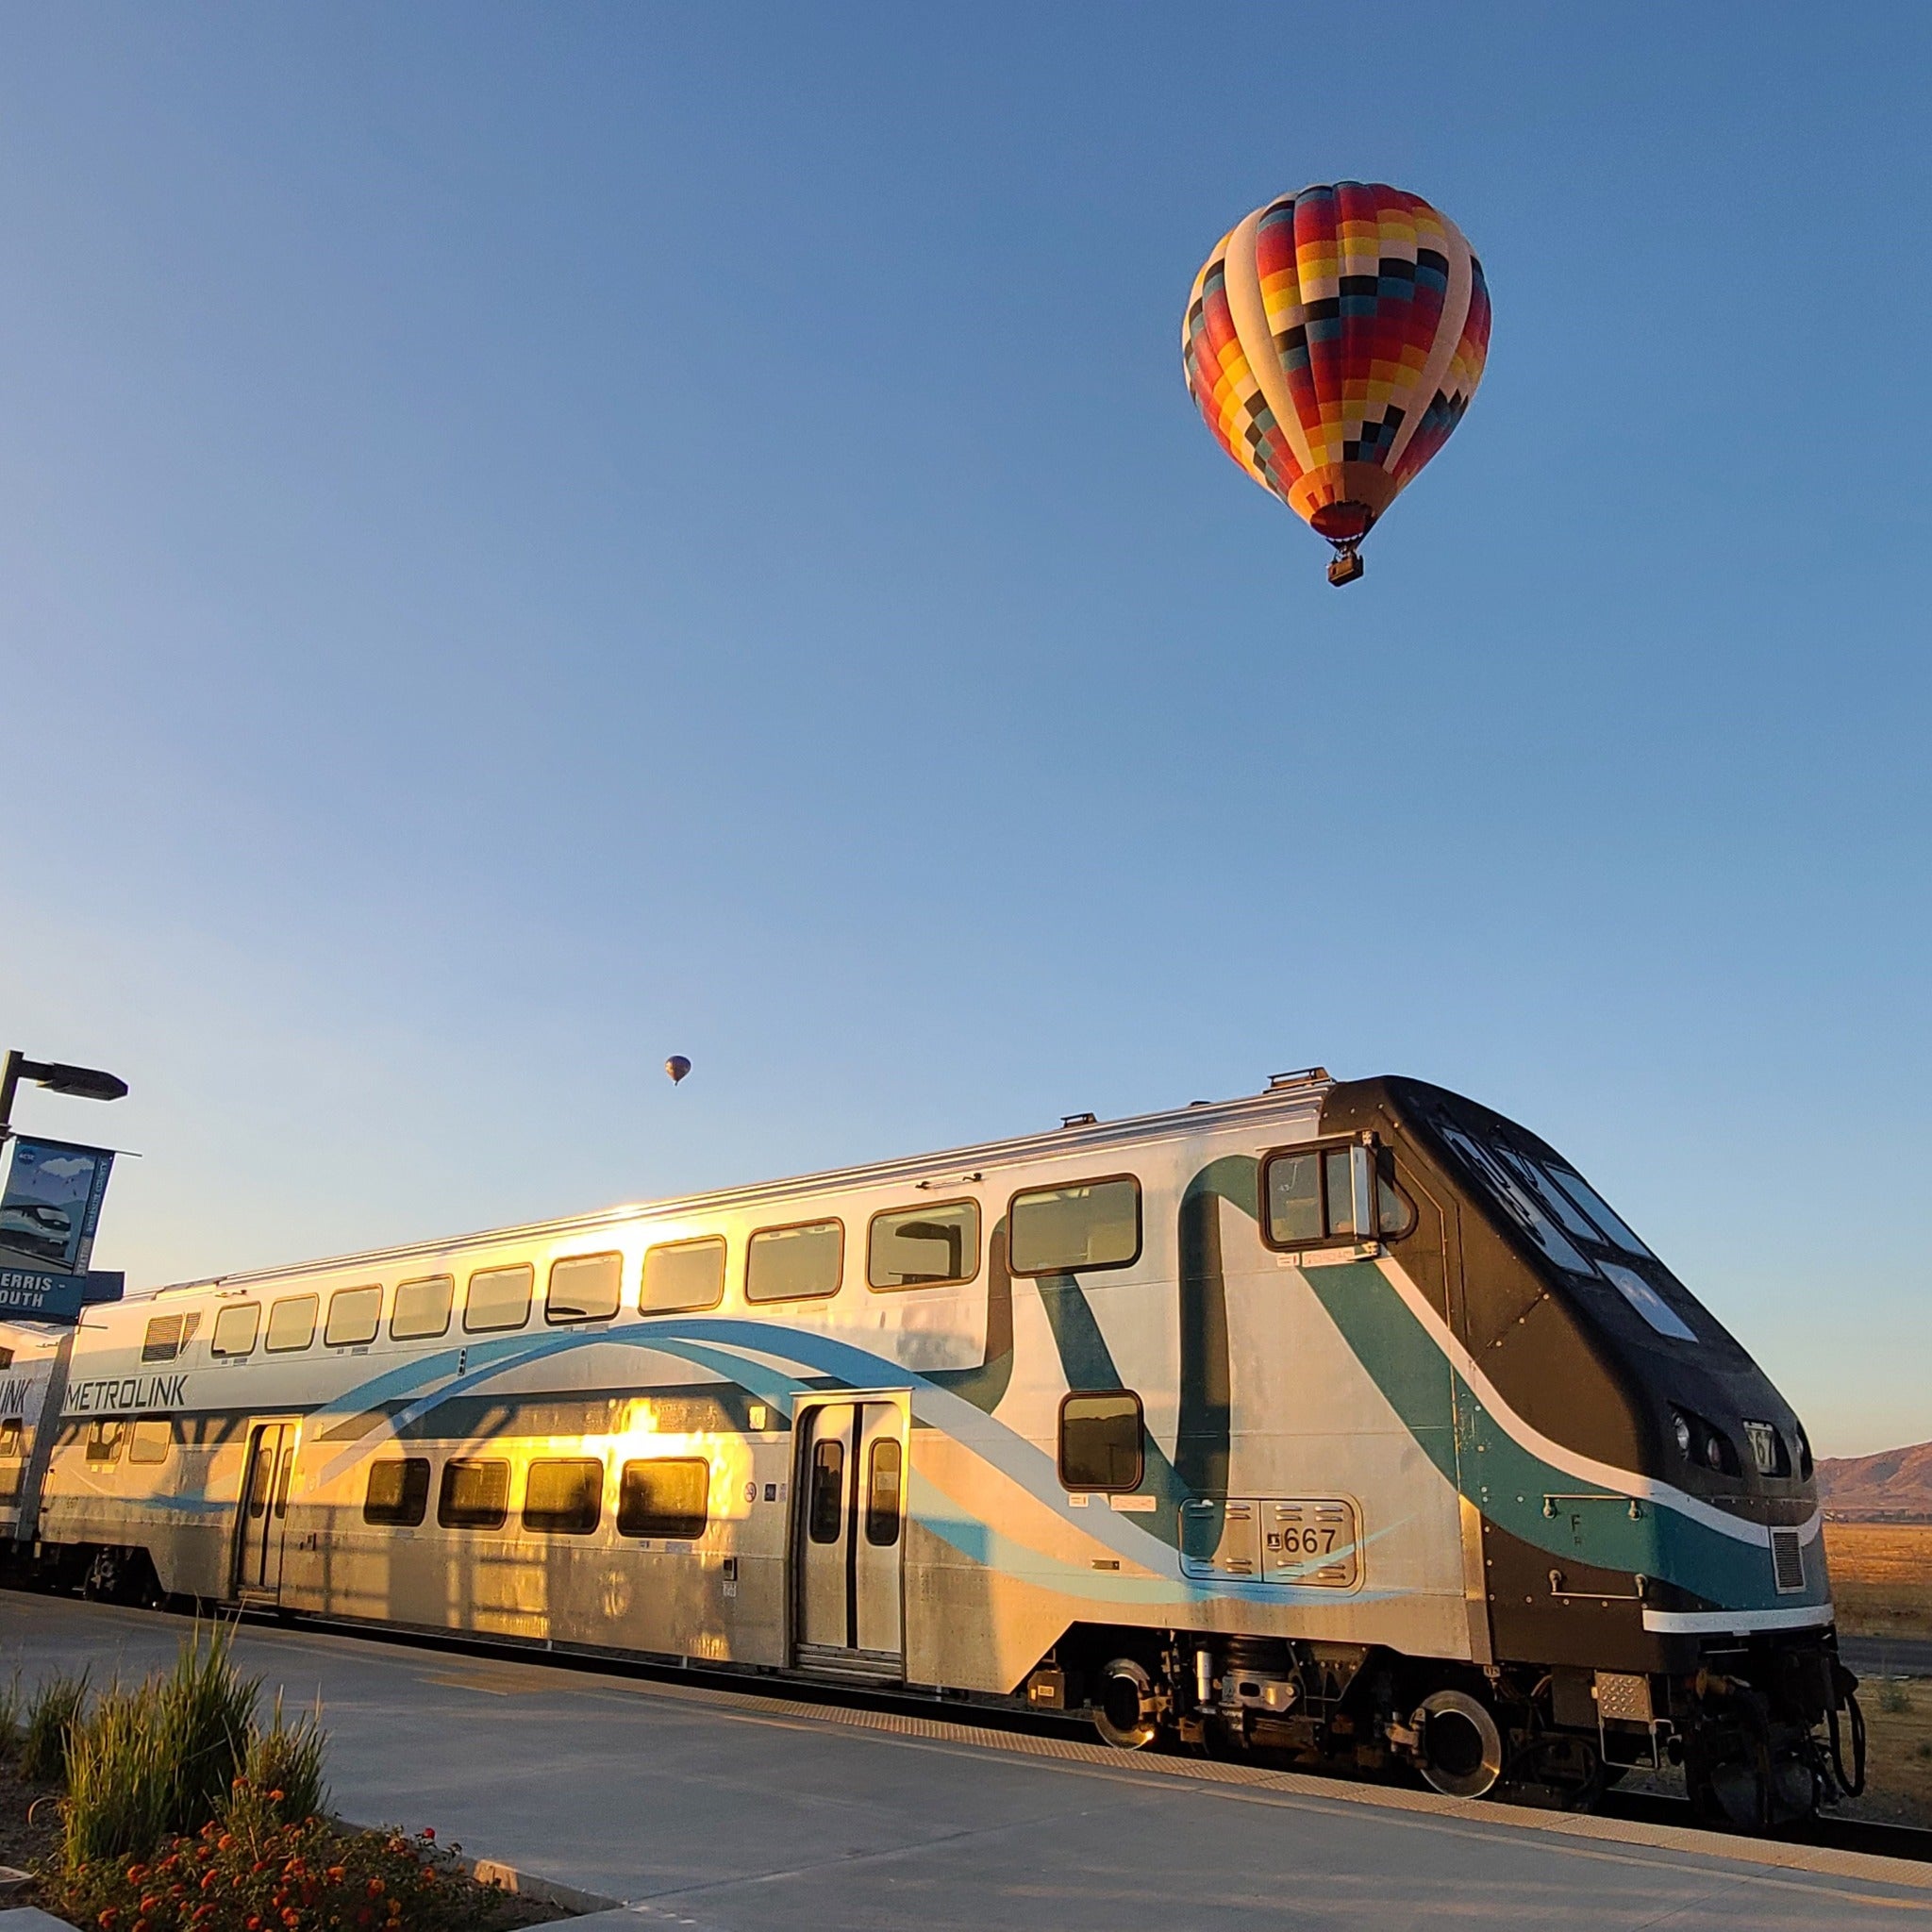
[0,1136,118,1324]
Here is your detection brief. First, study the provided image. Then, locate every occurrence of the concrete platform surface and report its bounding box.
[3,1595,1926,1931]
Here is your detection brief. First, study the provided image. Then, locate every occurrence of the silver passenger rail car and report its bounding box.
[1,1073,1858,1828]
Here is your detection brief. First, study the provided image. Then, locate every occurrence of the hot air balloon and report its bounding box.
[1182,181,1491,585]
[664,1056,691,1085]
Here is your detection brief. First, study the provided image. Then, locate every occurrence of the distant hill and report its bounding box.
[1817,1441,1932,1522]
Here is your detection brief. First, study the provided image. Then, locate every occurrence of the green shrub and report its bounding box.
[151,1620,260,1836]
[228,1690,329,1829]
[19,1667,91,1785]
[58,1620,268,1870]
[0,1665,23,1757]
[63,1678,177,1873]
[48,1813,532,1932]
[1877,1681,1912,1716]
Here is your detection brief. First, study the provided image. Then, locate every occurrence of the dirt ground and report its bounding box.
[1824,1521,1932,1824]
[1851,1676,1932,1827]
[0,1758,61,1876]
[1825,1522,1932,1641]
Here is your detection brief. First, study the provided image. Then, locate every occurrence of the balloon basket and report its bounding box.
[1326,546,1364,588]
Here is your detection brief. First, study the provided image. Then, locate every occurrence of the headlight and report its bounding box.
[1705,1433,1724,1470]
[1673,1411,1692,1456]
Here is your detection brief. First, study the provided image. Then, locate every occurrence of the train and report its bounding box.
[0,1071,1863,1827]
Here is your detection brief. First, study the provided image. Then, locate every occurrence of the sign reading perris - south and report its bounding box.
[0,1135,119,1322]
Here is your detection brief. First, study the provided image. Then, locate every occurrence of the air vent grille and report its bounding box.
[1770,1528,1805,1594]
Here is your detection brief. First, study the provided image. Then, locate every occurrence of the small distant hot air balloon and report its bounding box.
[1183,181,1491,584]
[664,1056,691,1086]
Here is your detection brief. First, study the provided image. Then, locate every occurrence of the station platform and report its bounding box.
[4,1596,1924,1930]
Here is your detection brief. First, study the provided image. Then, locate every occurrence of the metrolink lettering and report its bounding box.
[0,1378,29,1417]
[66,1374,188,1416]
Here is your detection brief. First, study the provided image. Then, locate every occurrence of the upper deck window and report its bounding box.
[142,1314,189,1362]
[464,1264,533,1334]
[546,1252,623,1324]
[265,1294,318,1353]
[745,1220,843,1303]
[868,1200,980,1290]
[210,1303,260,1358]
[641,1237,726,1313]
[325,1286,383,1347]
[1008,1177,1141,1275]
[391,1275,453,1341]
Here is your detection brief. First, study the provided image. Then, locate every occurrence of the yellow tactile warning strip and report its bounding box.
[512,1661,1932,1896]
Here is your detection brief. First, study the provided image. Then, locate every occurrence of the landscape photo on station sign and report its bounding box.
[0,1135,116,1275]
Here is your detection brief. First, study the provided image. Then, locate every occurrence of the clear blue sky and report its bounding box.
[2,5,1926,1456]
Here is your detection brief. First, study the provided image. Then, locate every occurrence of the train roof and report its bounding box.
[125,1070,1345,1305]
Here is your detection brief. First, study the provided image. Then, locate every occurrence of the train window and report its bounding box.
[464,1265,533,1334]
[142,1314,187,1362]
[391,1275,453,1341]
[325,1286,382,1346]
[865,1439,903,1546]
[745,1220,843,1303]
[438,1457,510,1529]
[1260,1144,1361,1248]
[617,1458,708,1540]
[525,1457,605,1534]
[1008,1177,1141,1275]
[1430,1118,1594,1276]
[1058,1391,1143,1491]
[265,1294,319,1353]
[546,1252,623,1325]
[640,1237,726,1313]
[85,1420,125,1465]
[0,1420,20,1457]
[127,1419,175,1465]
[806,1441,844,1542]
[0,1424,21,1502]
[210,1302,260,1357]
[1544,1164,1653,1259]
[868,1200,980,1291]
[363,1457,430,1526]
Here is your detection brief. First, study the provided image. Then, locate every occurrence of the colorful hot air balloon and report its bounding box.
[1182,181,1491,584]
[664,1056,691,1086]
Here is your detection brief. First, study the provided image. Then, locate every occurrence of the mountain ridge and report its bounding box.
[1816,1439,1932,1521]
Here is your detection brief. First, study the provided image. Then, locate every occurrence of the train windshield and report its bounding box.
[1425,1111,1698,1343]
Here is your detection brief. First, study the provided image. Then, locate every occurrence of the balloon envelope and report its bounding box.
[664,1056,691,1085]
[1183,182,1490,565]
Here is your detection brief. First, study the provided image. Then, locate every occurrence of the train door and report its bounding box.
[792,1398,906,1682]
[231,1421,297,1603]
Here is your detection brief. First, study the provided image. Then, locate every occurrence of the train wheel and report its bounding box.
[1413,1688,1506,1799]
[1092,1658,1164,1750]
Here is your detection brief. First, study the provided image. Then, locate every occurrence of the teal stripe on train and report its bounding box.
[1299,1258,1827,1615]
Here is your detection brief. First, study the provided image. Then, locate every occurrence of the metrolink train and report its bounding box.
[0,1073,1862,1828]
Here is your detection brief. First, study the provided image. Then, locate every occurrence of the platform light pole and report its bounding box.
[0,1050,129,1147]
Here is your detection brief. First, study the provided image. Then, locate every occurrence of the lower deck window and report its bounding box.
[1058,1391,1143,1491]
[364,1457,431,1526]
[127,1419,175,1466]
[524,1457,604,1534]
[617,1458,708,1540]
[0,1420,23,1501]
[438,1457,510,1529]
[85,1421,125,1465]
